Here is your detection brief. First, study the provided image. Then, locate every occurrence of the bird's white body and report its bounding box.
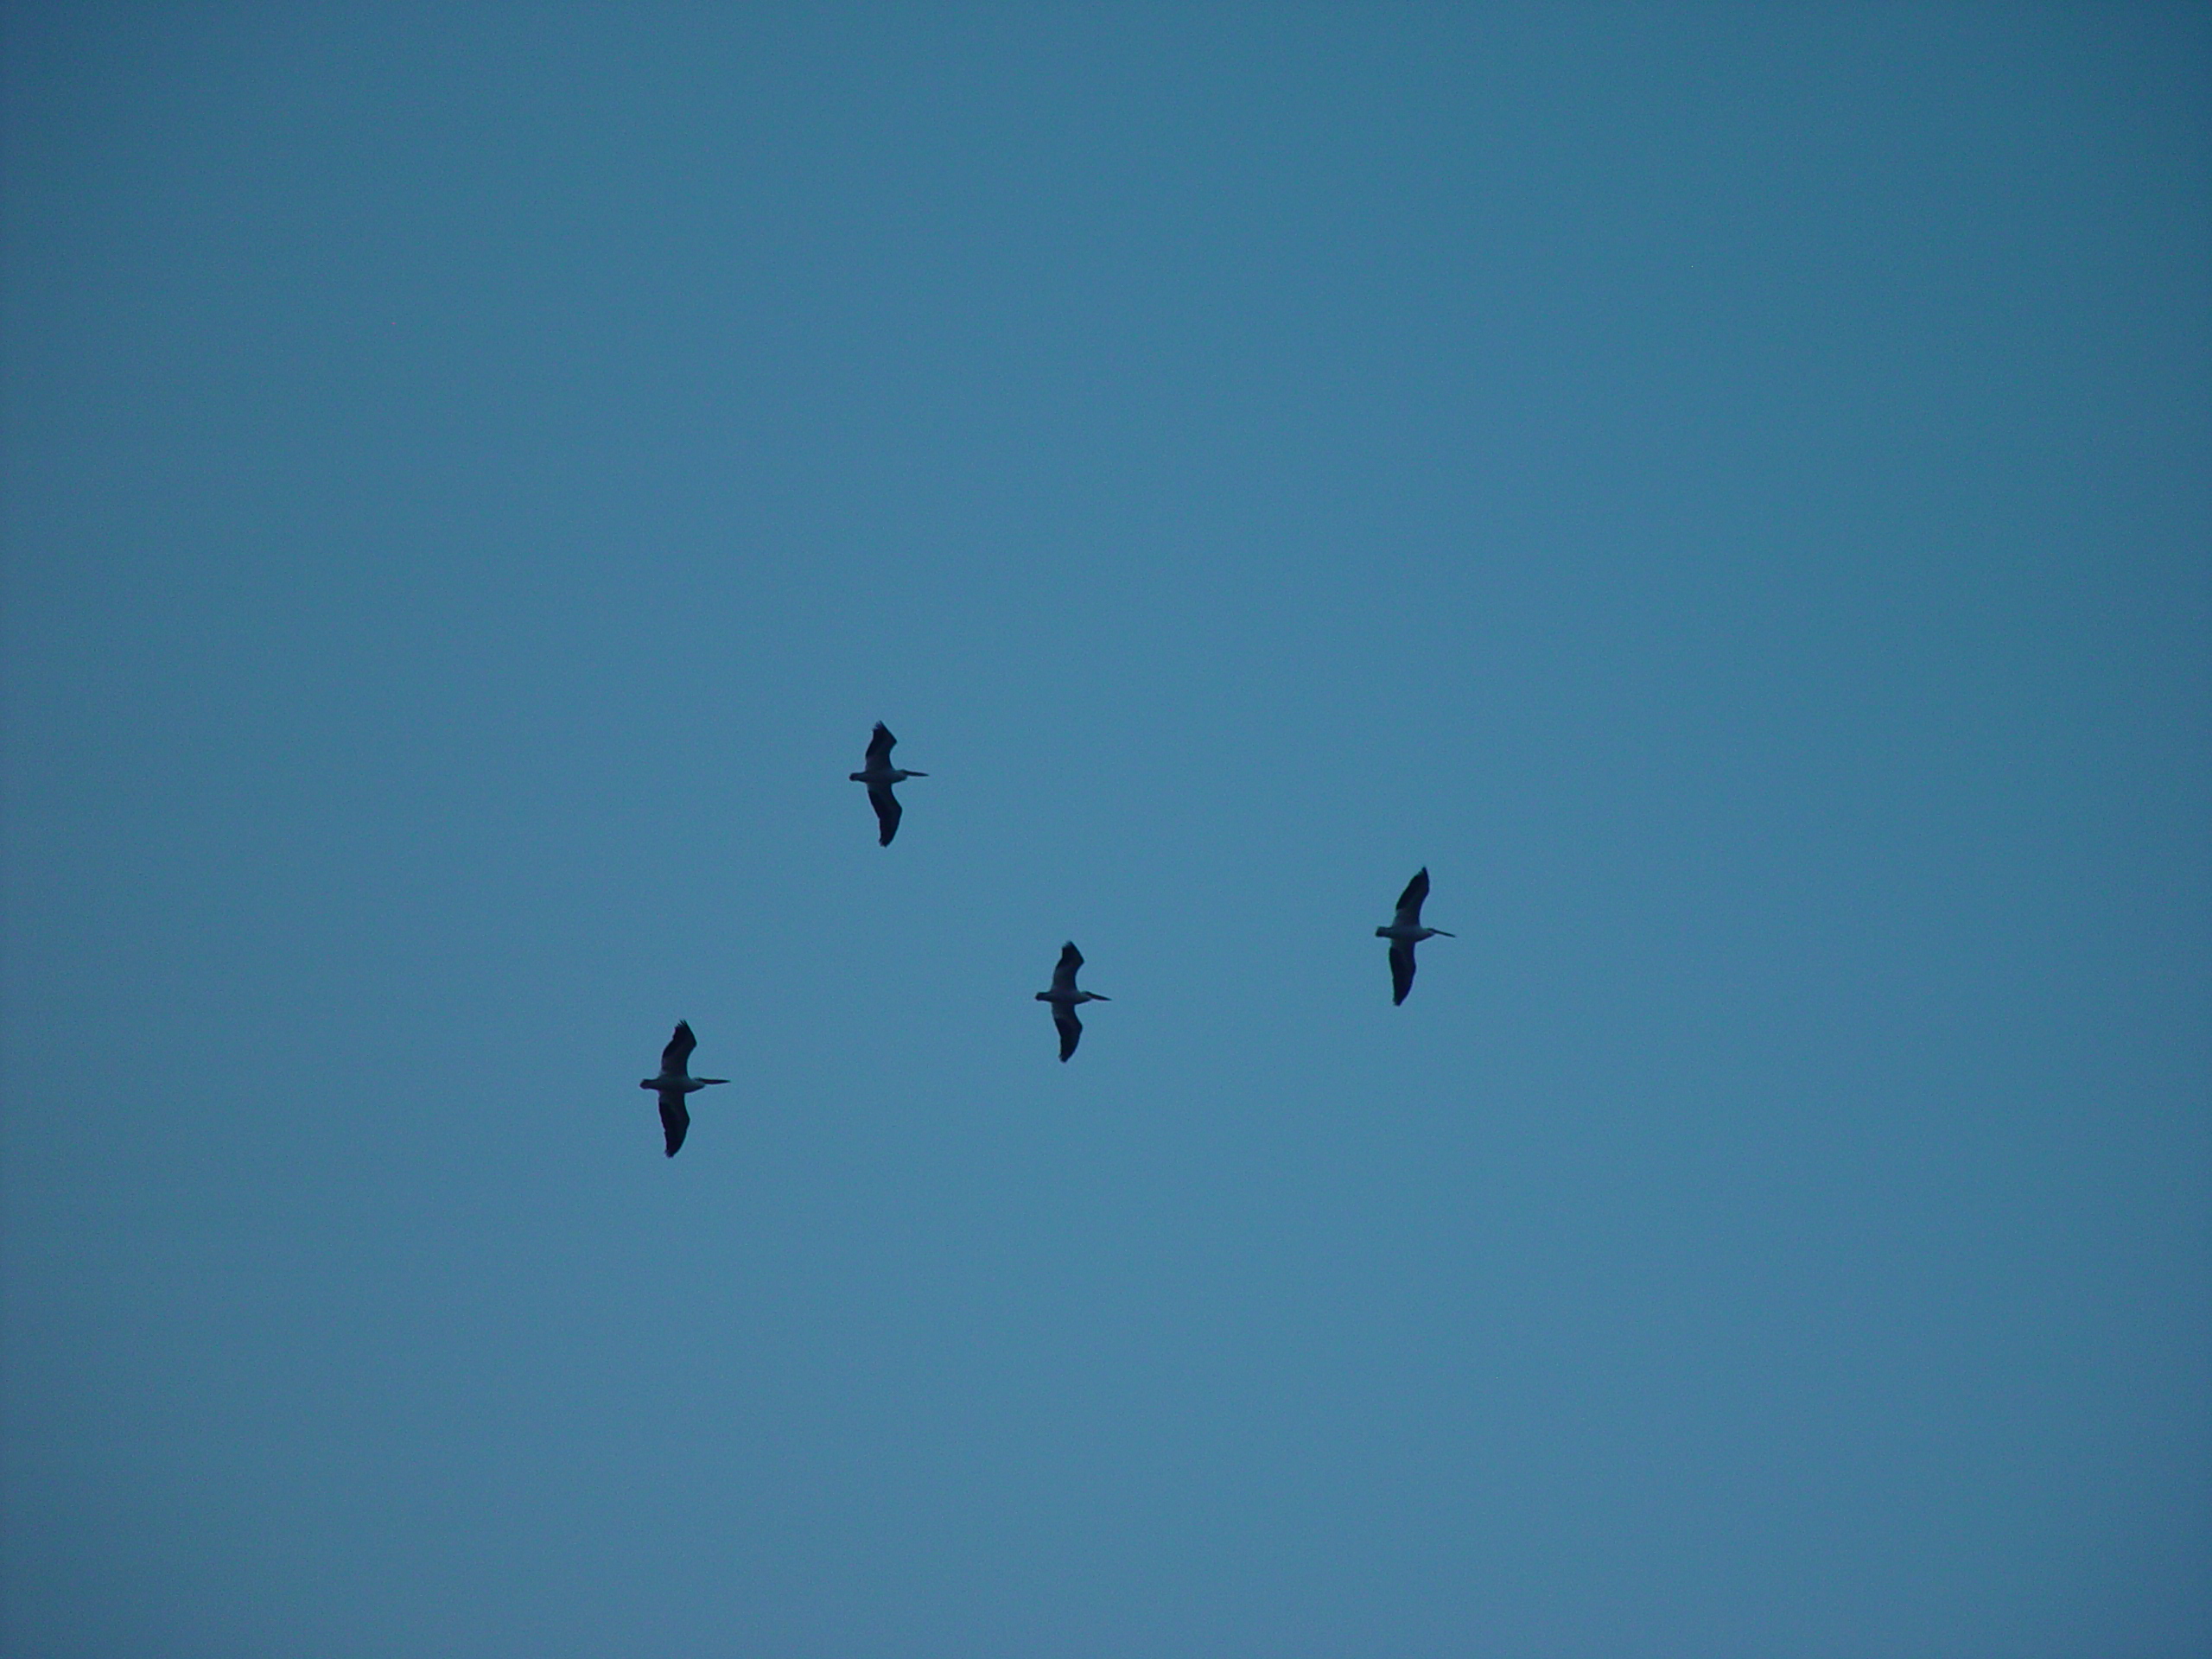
[639,1072,722,1094]
[1375,923,1449,944]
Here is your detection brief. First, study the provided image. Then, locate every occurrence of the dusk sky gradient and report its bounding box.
[3,6,2209,1656]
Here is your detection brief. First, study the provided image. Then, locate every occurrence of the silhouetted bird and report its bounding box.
[1035,941,1109,1061]
[849,721,928,846]
[1376,868,1454,1006]
[639,1020,728,1156]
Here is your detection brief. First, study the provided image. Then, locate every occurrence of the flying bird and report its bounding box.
[1035,941,1109,1061]
[1376,868,1454,1006]
[849,721,928,846]
[639,1020,728,1157]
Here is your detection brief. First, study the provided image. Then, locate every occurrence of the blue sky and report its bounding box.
[3,6,2208,1655]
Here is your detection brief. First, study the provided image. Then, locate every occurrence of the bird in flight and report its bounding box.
[1376,868,1454,1005]
[849,721,928,846]
[1035,941,1110,1061]
[639,1020,728,1156]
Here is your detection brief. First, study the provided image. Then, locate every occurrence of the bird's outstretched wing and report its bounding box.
[1393,868,1431,929]
[1053,1005,1084,1062]
[658,1090,691,1157]
[868,785,902,846]
[662,1020,697,1072]
[1051,942,1084,995]
[1389,940,1416,1006]
[864,722,897,766]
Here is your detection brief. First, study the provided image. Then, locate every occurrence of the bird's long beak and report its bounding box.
[907,771,929,777]
[1090,993,1111,1001]
[701,1077,730,1085]
[1431,930,1456,938]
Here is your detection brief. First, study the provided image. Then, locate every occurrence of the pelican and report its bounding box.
[1376,868,1454,1006]
[849,721,928,846]
[1035,941,1109,1062]
[639,1020,728,1157]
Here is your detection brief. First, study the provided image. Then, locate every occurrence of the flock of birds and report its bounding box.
[639,721,1454,1156]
